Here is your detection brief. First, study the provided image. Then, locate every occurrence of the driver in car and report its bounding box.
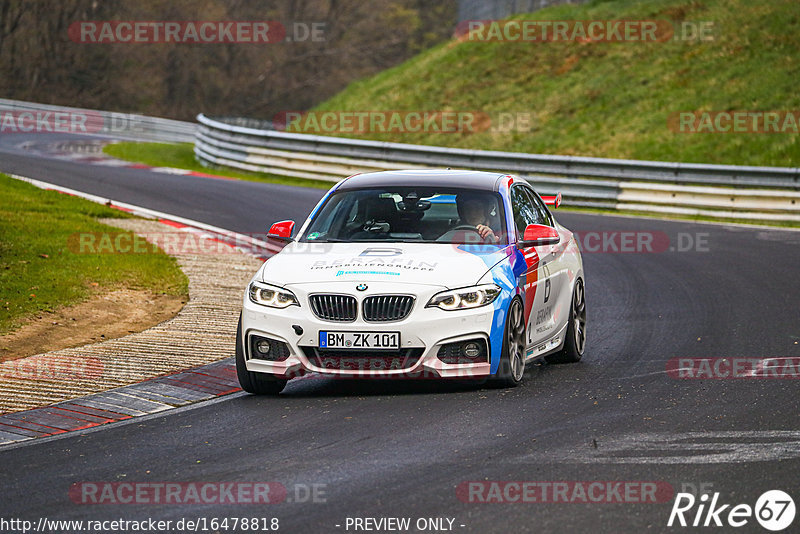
[456,193,499,243]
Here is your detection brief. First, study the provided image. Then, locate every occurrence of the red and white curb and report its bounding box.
[1,174,284,446]
[0,359,239,446]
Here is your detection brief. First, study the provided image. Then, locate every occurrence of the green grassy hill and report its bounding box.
[304,0,799,167]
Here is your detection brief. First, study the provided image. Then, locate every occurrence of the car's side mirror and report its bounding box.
[519,224,560,247]
[268,220,295,241]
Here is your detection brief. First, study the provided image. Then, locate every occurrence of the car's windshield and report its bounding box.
[300,187,508,244]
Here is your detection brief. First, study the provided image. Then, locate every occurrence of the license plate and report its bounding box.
[319,331,400,350]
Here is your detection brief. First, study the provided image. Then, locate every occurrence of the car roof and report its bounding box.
[336,169,507,191]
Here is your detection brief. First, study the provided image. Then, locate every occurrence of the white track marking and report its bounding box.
[523,431,800,464]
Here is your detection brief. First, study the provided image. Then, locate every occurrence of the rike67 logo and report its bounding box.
[668,490,795,531]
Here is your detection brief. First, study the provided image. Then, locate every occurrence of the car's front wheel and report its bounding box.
[235,314,287,395]
[493,297,526,387]
[546,278,586,364]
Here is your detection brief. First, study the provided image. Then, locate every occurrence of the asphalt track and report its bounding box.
[1,133,799,533]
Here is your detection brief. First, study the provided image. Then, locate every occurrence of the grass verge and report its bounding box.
[0,174,189,334]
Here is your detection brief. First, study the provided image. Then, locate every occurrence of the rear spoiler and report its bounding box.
[541,192,562,209]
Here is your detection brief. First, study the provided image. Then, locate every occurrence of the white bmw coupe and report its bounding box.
[237,170,585,394]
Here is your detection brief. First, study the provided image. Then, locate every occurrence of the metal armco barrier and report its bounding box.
[2,99,797,222]
[195,114,800,222]
[0,98,196,143]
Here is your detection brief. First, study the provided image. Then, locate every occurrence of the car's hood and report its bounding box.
[260,241,514,289]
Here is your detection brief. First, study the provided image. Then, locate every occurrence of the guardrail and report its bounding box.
[3,99,797,222]
[195,114,800,222]
[0,98,196,143]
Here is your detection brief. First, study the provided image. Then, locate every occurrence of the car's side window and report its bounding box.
[524,187,554,227]
[510,185,541,239]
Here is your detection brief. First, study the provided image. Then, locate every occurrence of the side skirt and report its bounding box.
[524,321,568,363]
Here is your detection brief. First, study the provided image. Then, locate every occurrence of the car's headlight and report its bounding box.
[248,281,299,308]
[426,284,501,311]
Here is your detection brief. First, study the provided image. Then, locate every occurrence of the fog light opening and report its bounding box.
[437,339,488,365]
[463,342,481,358]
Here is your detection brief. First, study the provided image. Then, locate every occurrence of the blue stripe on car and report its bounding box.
[457,244,527,374]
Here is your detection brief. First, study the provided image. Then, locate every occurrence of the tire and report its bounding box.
[235,314,287,395]
[492,297,526,387]
[546,278,586,364]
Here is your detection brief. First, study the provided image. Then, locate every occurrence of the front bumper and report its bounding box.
[241,281,497,379]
